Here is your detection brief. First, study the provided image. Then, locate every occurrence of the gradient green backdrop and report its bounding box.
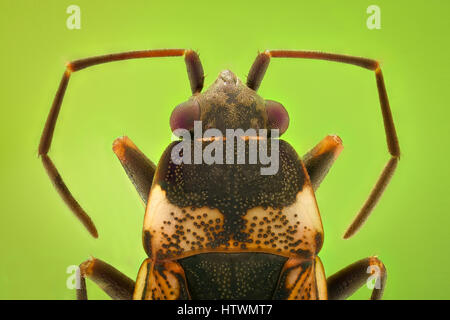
[1,0,449,299]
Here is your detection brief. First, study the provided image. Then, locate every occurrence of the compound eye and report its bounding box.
[265,100,289,135]
[170,100,201,132]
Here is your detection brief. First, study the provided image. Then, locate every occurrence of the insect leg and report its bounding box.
[113,136,156,206]
[303,135,344,191]
[248,50,400,238]
[77,256,135,300]
[326,256,387,300]
[39,49,204,238]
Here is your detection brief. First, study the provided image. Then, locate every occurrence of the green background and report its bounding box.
[1,0,449,299]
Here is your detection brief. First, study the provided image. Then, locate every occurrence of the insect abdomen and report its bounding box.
[178,252,287,299]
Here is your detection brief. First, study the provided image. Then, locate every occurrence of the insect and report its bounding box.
[39,49,399,299]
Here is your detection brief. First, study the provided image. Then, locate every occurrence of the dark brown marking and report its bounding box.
[141,261,151,300]
[41,155,98,238]
[143,231,152,257]
[185,50,204,94]
[247,51,270,91]
[180,252,286,299]
[68,49,186,72]
[273,259,313,300]
[344,157,398,238]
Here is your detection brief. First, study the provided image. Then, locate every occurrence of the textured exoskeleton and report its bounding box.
[40,49,398,300]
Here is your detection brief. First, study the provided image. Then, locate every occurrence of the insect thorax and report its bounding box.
[143,139,323,261]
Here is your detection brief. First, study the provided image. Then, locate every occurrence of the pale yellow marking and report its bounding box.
[144,185,224,258]
[150,265,181,300]
[315,257,328,300]
[291,184,323,235]
[285,262,303,288]
[285,262,315,300]
[144,184,323,259]
[242,189,322,254]
[134,259,186,300]
[133,259,151,300]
